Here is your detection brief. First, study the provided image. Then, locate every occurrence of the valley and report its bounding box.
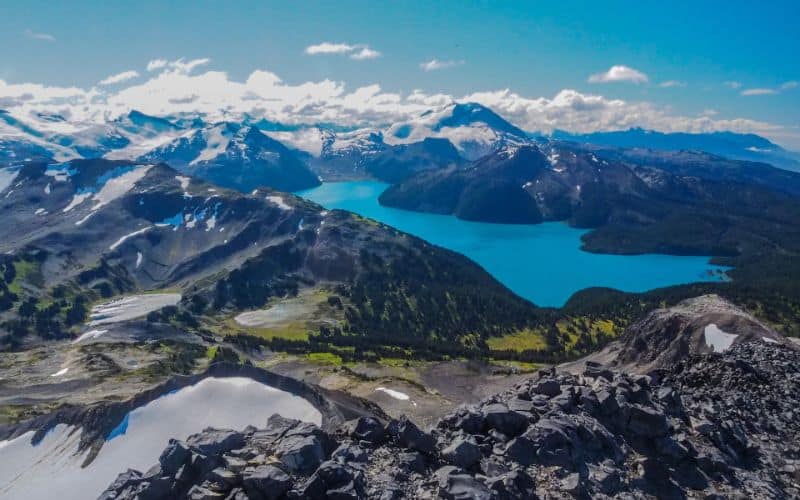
[1,97,800,499]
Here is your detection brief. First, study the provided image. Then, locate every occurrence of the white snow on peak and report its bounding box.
[703,323,738,353]
[69,165,152,220]
[266,195,291,211]
[190,125,233,165]
[175,175,190,191]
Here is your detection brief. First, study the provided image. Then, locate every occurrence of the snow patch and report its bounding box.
[50,367,69,377]
[34,208,46,215]
[89,293,182,326]
[89,165,152,211]
[63,192,92,212]
[375,387,417,406]
[0,168,19,193]
[135,252,143,268]
[109,226,152,251]
[266,195,291,210]
[72,329,108,344]
[190,125,232,165]
[175,175,191,193]
[0,378,320,500]
[703,323,738,353]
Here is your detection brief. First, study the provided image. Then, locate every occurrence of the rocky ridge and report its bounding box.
[101,340,799,499]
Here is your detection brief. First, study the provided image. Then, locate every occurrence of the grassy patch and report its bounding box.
[216,318,311,342]
[305,352,343,365]
[490,359,546,373]
[8,259,39,296]
[486,328,548,352]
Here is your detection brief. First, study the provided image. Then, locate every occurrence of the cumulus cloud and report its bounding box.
[304,42,381,60]
[659,80,686,88]
[0,59,795,148]
[24,29,55,42]
[420,59,465,72]
[724,81,742,89]
[98,70,140,86]
[588,65,648,84]
[741,88,778,96]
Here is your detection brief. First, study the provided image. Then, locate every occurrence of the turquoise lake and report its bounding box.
[297,181,729,307]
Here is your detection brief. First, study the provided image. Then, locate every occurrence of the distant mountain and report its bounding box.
[553,127,800,172]
[139,122,321,192]
[0,109,186,164]
[306,131,466,183]
[578,145,800,198]
[380,143,800,257]
[385,102,532,160]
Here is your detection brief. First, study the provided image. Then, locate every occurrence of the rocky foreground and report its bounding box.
[101,341,799,499]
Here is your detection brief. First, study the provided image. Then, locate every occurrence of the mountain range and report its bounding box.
[4,102,798,192]
[553,127,800,172]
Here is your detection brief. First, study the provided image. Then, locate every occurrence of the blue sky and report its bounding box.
[1,0,799,147]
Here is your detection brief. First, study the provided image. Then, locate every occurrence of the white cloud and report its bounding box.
[350,47,381,60]
[781,81,798,90]
[659,80,686,88]
[1,59,796,148]
[24,29,55,42]
[146,59,169,71]
[304,42,380,60]
[724,81,742,89]
[420,59,465,72]
[588,65,648,84]
[305,42,356,55]
[98,70,140,86]
[741,88,778,96]
[144,58,210,75]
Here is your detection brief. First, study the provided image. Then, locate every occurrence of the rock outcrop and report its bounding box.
[101,341,800,499]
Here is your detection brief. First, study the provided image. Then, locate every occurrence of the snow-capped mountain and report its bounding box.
[384,102,532,160]
[139,122,321,192]
[0,109,186,164]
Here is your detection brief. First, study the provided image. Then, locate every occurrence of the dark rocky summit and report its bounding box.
[101,341,800,499]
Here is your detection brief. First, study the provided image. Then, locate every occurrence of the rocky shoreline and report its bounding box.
[101,341,800,499]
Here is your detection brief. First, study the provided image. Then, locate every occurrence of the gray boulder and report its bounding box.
[241,465,293,500]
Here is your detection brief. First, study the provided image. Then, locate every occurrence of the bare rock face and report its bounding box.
[612,294,788,372]
[101,340,800,499]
